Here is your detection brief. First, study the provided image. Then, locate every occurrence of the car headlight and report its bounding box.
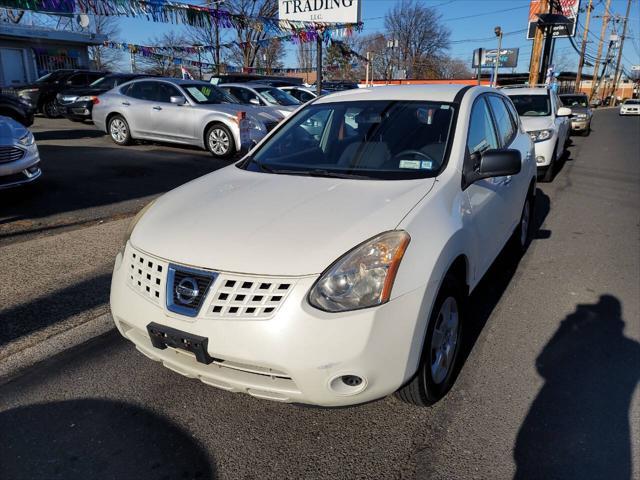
[308,231,411,312]
[18,132,35,146]
[575,113,588,119]
[120,200,156,255]
[528,129,553,143]
[76,95,97,103]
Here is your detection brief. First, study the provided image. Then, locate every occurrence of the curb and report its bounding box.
[0,313,115,384]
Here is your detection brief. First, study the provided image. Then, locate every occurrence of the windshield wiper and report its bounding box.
[269,168,374,180]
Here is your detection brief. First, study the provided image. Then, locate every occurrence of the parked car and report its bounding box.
[0,93,35,127]
[279,86,329,103]
[110,85,536,407]
[0,116,41,189]
[559,93,592,135]
[92,78,282,158]
[316,80,360,92]
[209,74,303,87]
[17,69,107,118]
[619,98,640,116]
[56,73,152,122]
[218,83,301,118]
[503,86,571,182]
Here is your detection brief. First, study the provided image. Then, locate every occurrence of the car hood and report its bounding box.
[131,166,435,276]
[59,87,107,97]
[0,116,28,145]
[520,115,554,132]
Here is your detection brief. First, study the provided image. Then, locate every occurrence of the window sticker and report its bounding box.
[399,160,421,169]
[421,160,433,169]
[186,87,207,102]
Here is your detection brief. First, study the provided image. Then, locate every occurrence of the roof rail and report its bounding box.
[499,84,550,90]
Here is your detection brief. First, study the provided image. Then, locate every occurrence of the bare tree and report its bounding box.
[385,0,450,79]
[255,39,285,74]
[433,56,473,79]
[88,15,122,71]
[225,0,277,69]
[139,32,189,77]
[356,34,396,81]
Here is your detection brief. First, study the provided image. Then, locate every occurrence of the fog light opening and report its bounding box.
[536,156,545,164]
[328,374,367,396]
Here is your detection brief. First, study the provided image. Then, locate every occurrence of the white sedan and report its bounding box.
[110,85,536,407]
[619,99,640,115]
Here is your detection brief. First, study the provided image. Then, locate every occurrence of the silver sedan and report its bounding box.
[92,78,283,158]
[0,115,41,189]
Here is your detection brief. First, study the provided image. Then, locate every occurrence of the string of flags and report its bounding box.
[0,0,363,37]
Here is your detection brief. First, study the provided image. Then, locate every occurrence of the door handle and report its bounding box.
[121,101,130,106]
[153,106,162,111]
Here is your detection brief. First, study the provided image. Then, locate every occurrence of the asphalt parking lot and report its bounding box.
[0,109,638,479]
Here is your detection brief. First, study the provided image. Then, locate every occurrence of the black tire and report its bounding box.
[42,100,61,119]
[205,123,235,159]
[511,191,534,256]
[395,275,465,407]
[108,115,132,146]
[540,143,557,183]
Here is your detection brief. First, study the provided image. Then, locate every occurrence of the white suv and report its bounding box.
[503,86,571,182]
[110,85,536,407]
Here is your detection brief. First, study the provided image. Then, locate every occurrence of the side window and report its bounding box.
[299,90,314,102]
[68,74,87,86]
[228,87,249,104]
[88,73,103,83]
[467,97,499,155]
[487,95,515,146]
[154,83,181,103]
[128,81,157,101]
[503,96,521,132]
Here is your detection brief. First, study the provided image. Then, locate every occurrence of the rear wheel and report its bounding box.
[541,143,557,183]
[206,124,235,159]
[42,100,60,119]
[395,276,464,406]
[108,115,132,146]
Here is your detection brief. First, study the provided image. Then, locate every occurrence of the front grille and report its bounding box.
[167,264,217,317]
[0,146,24,164]
[206,274,295,319]
[127,250,167,304]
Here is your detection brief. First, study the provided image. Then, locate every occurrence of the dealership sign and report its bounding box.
[527,0,580,39]
[472,48,520,68]
[278,0,361,23]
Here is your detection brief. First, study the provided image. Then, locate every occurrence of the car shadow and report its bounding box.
[34,129,105,141]
[0,398,215,479]
[456,189,551,373]
[513,295,640,479]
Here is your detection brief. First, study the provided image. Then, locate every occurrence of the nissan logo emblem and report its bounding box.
[175,277,199,305]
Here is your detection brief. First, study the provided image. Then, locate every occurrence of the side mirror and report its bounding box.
[557,106,572,117]
[463,149,522,188]
[249,98,260,106]
[170,95,187,105]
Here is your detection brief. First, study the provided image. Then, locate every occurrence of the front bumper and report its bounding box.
[110,244,425,406]
[620,108,639,115]
[0,143,41,189]
[58,101,93,121]
[532,136,556,168]
[571,119,590,131]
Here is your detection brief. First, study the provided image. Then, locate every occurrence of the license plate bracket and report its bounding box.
[146,322,215,365]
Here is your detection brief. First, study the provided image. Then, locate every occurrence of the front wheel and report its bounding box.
[42,101,61,119]
[108,115,132,146]
[206,124,235,159]
[540,143,557,183]
[511,193,534,255]
[395,276,464,406]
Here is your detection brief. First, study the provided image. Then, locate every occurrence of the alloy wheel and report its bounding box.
[208,128,230,156]
[110,119,128,143]
[430,296,459,385]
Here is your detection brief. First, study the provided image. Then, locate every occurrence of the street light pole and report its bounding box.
[493,26,502,87]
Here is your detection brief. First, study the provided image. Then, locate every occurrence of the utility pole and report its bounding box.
[215,0,221,75]
[608,0,632,105]
[529,0,549,85]
[589,0,612,101]
[493,26,503,87]
[365,51,370,86]
[316,35,322,96]
[575,0,593,93]
[129,49,136,73]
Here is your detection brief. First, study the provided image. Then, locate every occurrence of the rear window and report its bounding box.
[560,95,588,108]
[508,94,551,117]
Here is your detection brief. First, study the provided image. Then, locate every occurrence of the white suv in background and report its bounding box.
[503,86,571,182]
[110,85,536,407]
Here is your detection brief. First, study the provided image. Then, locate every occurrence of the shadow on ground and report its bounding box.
[34,129,105,141]
[514,295,640,479]
[0,398,215,479]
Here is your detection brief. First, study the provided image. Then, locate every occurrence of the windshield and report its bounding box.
[90,76,117,89]
[254,87,300,106]
[242,100,455,180]
[184,84,238,104]
[35,71,67,84]
[509,94,551,116]
[624,99,639,104]
[560,95,588,108]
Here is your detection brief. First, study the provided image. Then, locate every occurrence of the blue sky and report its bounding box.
[113,0,640,75]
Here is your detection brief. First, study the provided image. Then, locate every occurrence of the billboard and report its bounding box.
[472,48,520,68]
[278,0,361,23]
[527,0,580,39]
